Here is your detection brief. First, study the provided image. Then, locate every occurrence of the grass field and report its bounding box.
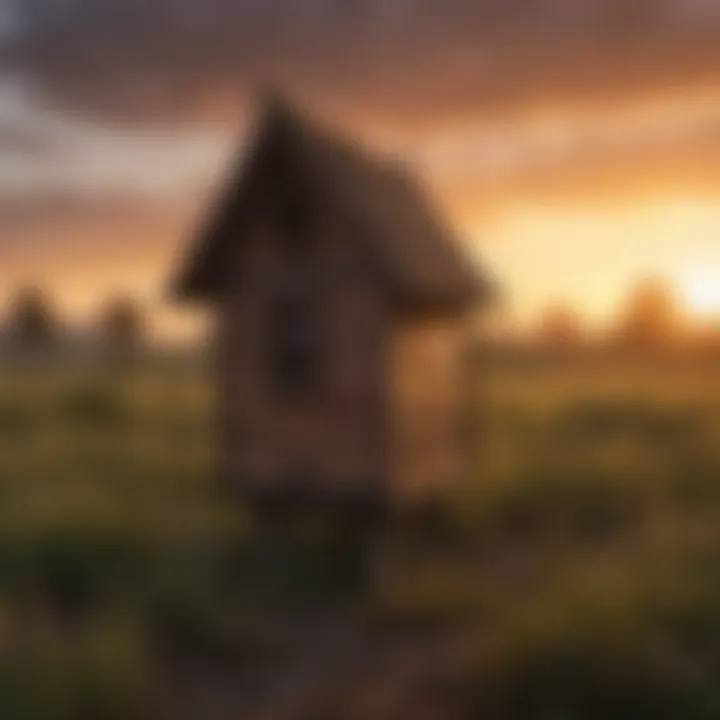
[2,352,720,718]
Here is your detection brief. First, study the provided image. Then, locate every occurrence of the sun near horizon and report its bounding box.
[480,194,720,333]
[680,269,720,320]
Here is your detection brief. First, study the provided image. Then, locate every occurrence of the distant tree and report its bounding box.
[8,287,57,350]
[616,279,681,349]
[537,305,583,348]
[98,296,145,358]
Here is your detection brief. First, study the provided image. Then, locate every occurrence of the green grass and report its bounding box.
[2,355,720,717]
[368,360,720,718]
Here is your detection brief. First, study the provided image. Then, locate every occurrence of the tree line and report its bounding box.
[536,279,720,352]
[5,287,144,355]
[7,278,715,356]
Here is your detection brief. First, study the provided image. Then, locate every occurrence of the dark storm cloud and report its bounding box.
[5,0,720,127]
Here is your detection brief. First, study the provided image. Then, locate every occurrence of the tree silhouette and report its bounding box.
[617,279,680,349]
[98,296,145,357]
[537,305,583,348]
[9,287,57,350]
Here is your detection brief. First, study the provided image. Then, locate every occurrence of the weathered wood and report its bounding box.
[172,99,489,510]
[388,316,472,505]
[218,215,389,503]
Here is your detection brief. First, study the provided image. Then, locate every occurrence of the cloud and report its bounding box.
[0,120,56,156]
[0,188,196,304]
[0,190,171,230]
[3,0,719,128]
[2,0,720,244]
[0,0,21,43]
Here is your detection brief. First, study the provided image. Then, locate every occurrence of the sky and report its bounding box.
[2,0,720,339]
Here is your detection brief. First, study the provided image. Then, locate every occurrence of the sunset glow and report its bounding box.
[480,197,720,330]
[4,1,720,339]
[681,270,720,318]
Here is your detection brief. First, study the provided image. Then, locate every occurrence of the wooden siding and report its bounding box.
[388,316,470,505]
[217,218,389,499]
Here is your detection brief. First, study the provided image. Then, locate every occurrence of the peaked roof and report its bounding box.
[173,99,493,310]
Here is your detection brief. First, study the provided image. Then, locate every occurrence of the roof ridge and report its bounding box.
[173,97,492,308]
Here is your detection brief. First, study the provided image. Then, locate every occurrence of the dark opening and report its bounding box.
[279,193,312,240]
[267,291,322,399]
